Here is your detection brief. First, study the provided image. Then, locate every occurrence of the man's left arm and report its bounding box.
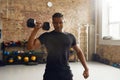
[72,45,89,79]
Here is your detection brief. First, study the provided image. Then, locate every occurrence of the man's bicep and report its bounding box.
[72,45,82,53]
[72,45,79,52]
[34,39,42,49]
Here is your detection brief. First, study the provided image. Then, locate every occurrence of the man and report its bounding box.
[27,12,89,80]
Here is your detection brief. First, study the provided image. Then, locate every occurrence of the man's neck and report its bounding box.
[54,29,62,32]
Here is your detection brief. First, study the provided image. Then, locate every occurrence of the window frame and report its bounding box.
[96,0,120,45]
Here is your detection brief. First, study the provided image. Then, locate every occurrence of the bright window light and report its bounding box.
[102,0,120,40]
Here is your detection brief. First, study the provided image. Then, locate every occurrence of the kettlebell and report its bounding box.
[27,18,50,30]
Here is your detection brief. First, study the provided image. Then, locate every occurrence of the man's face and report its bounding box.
[52,17,64,32]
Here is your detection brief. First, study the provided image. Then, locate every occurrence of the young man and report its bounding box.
[27,12,89,80]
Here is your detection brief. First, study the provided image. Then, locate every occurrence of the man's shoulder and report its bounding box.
[64,32,74,36]
[42,31,53,35]
[64,32,70,34]
[40,31,54,37]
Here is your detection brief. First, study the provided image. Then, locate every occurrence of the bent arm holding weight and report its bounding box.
[27,22,42,50]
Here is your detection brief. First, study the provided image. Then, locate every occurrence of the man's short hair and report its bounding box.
[52,12,63,19]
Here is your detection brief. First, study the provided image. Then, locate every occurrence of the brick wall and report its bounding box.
[97,44,120,63]
[0,0,92,41]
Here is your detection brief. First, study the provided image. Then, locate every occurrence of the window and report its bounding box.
[97,0,120,45]
[102,0,120,40]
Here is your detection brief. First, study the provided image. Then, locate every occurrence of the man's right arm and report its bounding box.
[27,23,42,50]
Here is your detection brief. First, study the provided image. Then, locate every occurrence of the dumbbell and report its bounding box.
[27,18,50,30]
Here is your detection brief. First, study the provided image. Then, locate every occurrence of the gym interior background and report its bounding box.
[0,0,120,79]
[0,0,95,64]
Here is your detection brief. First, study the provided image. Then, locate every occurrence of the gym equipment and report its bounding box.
[4,51,10,55]
[92,53,101,61]
[17,56,22,60]
[24,56,29,62]
[70,48,74,53]
[8,58,14,63]
[27,18,50,30]
[112,63,120,68]
[0,60,5,66]
[31,55,36,61]
[13,51,18,55]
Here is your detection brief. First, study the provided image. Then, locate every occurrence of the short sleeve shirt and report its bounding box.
[38,30,76,69]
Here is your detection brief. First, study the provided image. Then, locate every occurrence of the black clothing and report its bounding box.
[38,30,76,80]
[43,68,73,80]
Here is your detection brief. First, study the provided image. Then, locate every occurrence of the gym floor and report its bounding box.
[0,61,120,80]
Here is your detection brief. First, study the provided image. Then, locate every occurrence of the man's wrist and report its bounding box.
[33,28,40,31]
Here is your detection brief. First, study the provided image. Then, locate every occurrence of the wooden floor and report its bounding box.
[0,61,120,80]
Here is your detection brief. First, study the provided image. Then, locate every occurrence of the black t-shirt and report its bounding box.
[38,30,76,70]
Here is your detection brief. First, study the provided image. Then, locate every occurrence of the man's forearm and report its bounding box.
[77,50,89,70]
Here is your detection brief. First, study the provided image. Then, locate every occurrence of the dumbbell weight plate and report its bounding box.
[42,22,50,30]
[27,18,36,28]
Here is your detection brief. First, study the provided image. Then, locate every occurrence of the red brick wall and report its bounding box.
[0,0,92,42]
